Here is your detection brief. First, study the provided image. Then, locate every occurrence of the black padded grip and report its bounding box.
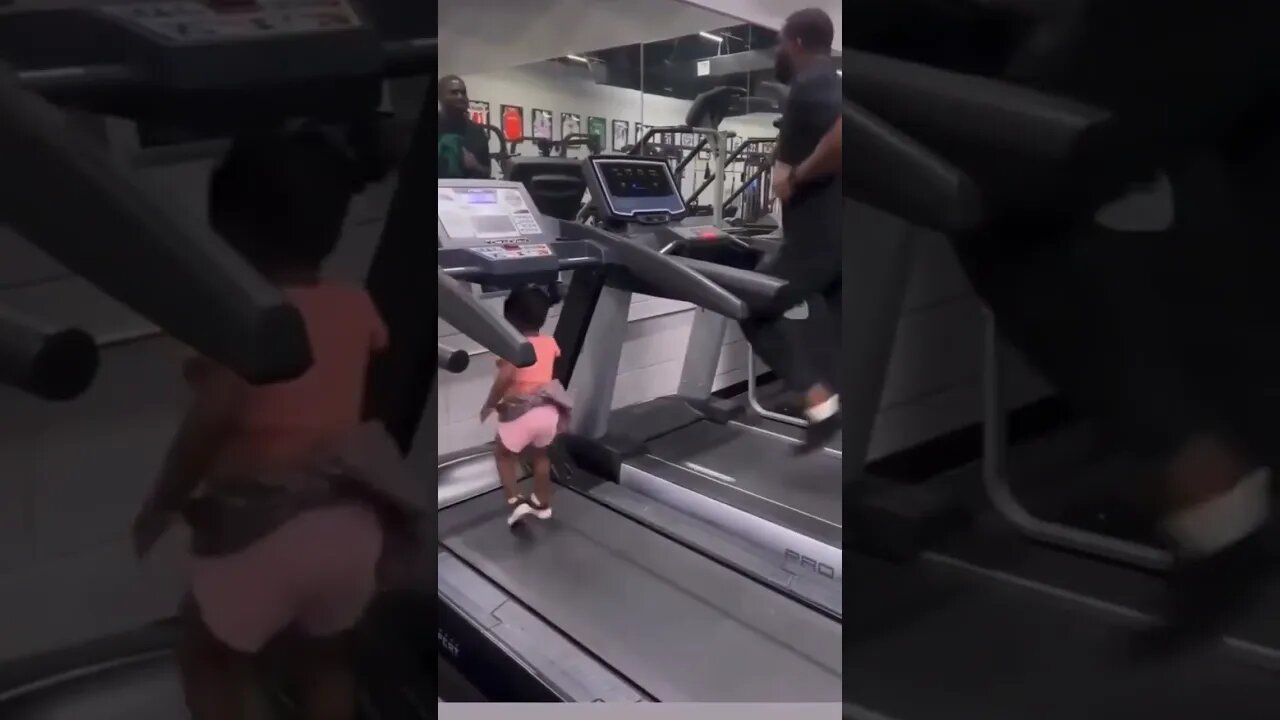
[0,307,98,401]
[438,344,470,374]
[0,65,312,385]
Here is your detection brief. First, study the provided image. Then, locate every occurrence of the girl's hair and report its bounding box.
[503,286,551,334]
[208,125,365,276]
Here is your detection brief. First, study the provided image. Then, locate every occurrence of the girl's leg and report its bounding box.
[295,633,357,720]
[493,440,523,502]
[530,447,553,518]
[177,599,258,720]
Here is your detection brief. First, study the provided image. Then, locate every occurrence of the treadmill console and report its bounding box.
[583,156,688,225]
[98,0,365,43]
[438,180,570,288]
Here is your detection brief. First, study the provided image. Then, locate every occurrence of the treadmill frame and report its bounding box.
[980,309,1173,571]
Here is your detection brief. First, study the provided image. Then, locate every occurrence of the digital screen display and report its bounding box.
[466,190,498,204]
[599,162,677,199]
[472,215,516,235]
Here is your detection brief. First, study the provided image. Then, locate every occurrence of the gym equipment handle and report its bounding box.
[672,258,785,313]
[842,50,1119,218]
[437,344,470,374]
[437,268,536,368]
[0,306,99,401]
[0,66,313,385]
[843,100,983,233]
[561,224,749,321]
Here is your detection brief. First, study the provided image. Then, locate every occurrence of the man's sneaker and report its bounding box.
[795,412,841,455]
[1131,528,1271,659]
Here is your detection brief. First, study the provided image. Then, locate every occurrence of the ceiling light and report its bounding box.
[566,55,590,63]
[699,32,723,43]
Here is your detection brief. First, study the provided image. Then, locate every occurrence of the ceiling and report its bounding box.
[562,24,782,101]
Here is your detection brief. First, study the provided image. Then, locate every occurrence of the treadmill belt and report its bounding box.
[844,555,1280,720]
[0,653,184,720]
[439,487,842,702]
[646,421,842,525]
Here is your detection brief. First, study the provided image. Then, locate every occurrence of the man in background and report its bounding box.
[438,75,492,179]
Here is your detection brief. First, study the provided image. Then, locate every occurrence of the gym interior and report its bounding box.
[0,0,1276,717]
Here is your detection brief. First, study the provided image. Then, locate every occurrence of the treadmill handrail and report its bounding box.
[842,99,984,232]
[0,305,98,401]
[671,257,785,311]
[438,268,536,367]
[438,343,471,374]
[0,65,313,385]
[558,222,750,321]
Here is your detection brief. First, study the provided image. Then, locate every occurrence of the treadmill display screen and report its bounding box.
[466,190,498,204]
[591,159,686,219]
[601,163,675,198]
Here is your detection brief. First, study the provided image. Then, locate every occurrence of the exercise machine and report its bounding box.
[836,43,1280,720]
[0,1,432,717]
[432,176,843,702]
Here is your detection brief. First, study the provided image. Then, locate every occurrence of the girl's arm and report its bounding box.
[144,361,238,511]
[481,360,517,418]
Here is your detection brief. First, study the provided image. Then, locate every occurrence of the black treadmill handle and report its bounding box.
[671,257,785,312]
[843,99,984,233]
[437,268,536,367]
[842,50,1115,165]
[0,66,313,385]
[382,37,437,78]
[438,343,471,374]
[573,225,750,320]
[0,305,99,401]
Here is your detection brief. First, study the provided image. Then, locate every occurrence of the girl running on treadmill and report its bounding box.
[480,286,572,526]
[130,127,424,720]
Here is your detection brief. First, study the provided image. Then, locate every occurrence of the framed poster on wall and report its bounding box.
[560,112,582,141]
[681,132,695,149]
[587,116,607,152]
[634,123,649,146]
[531,108,553,140]
[499,104,524,142]
[467,100,490,128]
[611,119,629,151]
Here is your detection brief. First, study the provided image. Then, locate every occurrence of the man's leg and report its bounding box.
[740,256,841,453]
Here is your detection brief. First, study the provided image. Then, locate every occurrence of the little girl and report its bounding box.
[480,286,572,526]
[130,127,423,720]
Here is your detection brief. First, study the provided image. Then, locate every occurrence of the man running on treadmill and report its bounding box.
[438,75,492,179]
[740,8,844,453]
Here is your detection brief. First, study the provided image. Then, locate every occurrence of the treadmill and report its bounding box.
[434,177,843,702]
[836,45,1280,720]
[0,2,433,717]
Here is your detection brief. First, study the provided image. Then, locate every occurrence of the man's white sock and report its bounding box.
[1165,468,1272,558]
[805,394,840,423]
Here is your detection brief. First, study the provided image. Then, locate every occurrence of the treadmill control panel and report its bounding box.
[98,0,363,43]
[584,156,688,223]
[470,244,554,260]
[438,180,577,290]
[437,182,548,247]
